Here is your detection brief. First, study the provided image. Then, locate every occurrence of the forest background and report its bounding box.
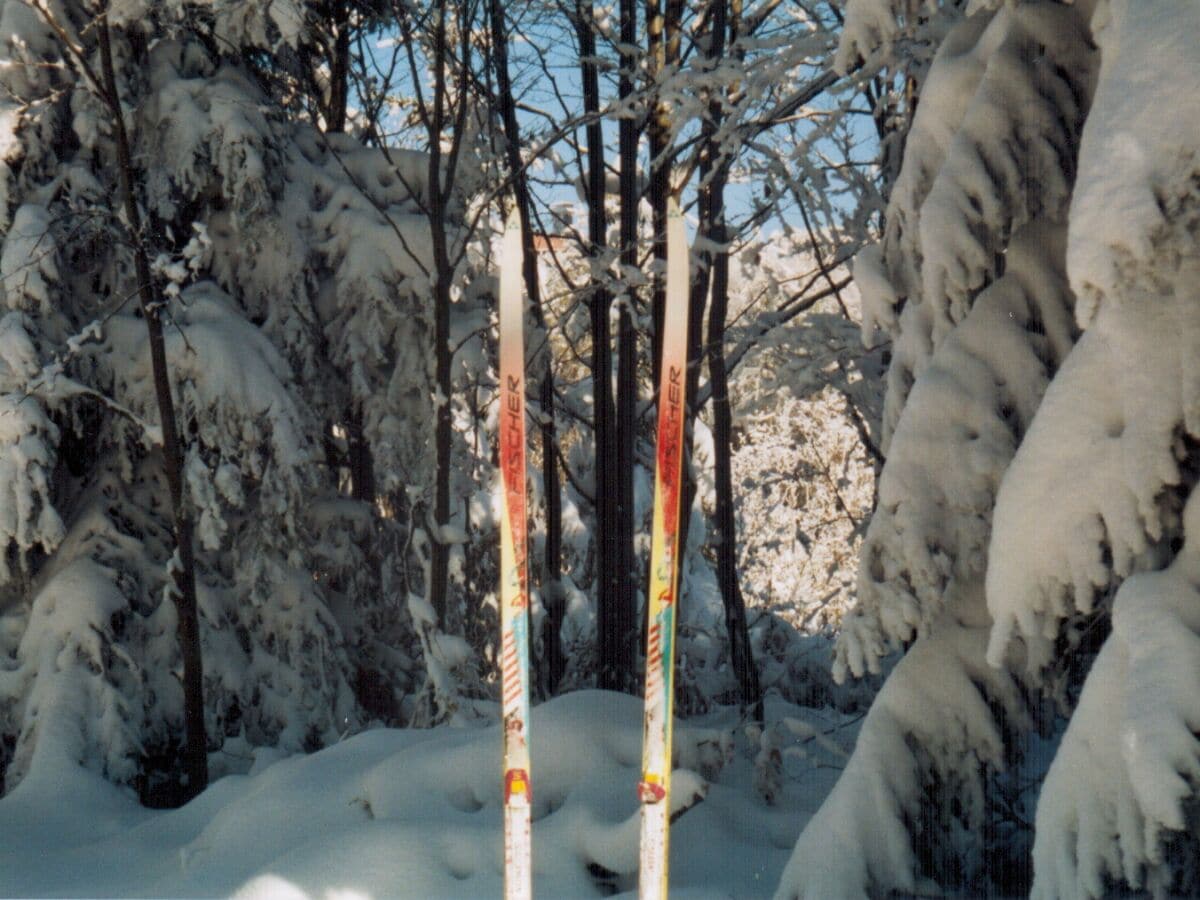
[0,0,884,803]
[2,0,1199,897]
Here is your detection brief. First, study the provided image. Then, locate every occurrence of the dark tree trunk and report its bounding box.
[706,139,762,719]
[347,406,376,504]
[676,10,717,599]
[327,3,375,510]
[538,334,566,695]
[97,17,208,799]
[428,2,453,625]
[613,0,639,695]
[647,0,681,384]
[576,2,620,692]
[326,0,351,133]
[707,0,762,722]
[488,0,566,695]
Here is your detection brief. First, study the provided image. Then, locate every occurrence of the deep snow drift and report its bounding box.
[0,690,857,898]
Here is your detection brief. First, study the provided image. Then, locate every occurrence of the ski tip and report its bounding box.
[505,203,521,233]
[666,197,686,247]
[666,196,687,273]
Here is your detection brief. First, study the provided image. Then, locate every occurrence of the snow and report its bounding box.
[870,3,1094,448]
[985,285,1184,672]
[986,0,1200,675]
[834,0,926,74]
[852,243,896,351]
[1030,491,1200,899]
[777,587,1031,899]
[0,558,139,788]
[0,311,64,582]
[783,0,1105,894]
[0,389,62,567]
[0,204,58,313]
[978,7,1200,892]
[0,691,858,899]
[879,10,992,322]
[844,220,1075,680]
[727,235,879,635]
[102,282,314,483]
[917,3,1092,342]
[1067,0,1200,323]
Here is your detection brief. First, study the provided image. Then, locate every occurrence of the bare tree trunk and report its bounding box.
[96,15,208,798]
[325,2,374,508]
[647,0,681,384]
[386,0,474,650]
[488,0,566,695]
[347,406,376,503]
[427,1,454,626]
[705,2,760,722]
[576,2,620,692]
[646,0,664,384]
[326,0,351,133]
[676,3,718,608]
[613,0,639,695]
[707,0,762,722]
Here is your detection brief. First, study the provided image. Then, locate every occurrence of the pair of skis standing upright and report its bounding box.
[498,198,690,900]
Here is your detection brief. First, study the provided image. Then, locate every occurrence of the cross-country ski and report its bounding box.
[499,205,533,900]
[638,196,690,900]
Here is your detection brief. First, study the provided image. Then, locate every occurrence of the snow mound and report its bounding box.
[0,691,856,898]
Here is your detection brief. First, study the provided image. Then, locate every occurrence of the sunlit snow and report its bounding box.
[0,691,856,898]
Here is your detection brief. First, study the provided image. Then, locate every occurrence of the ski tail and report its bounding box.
[499,205,532,900]
[638,196,690,900]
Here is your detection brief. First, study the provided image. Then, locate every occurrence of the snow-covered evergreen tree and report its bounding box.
[778,0,1098,895]
[992,3,1200,895]
[0,0,441,798]
[782,0,1200,896]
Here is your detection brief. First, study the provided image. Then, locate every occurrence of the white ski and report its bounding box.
[638,196,690,900]
[499,205,532,900]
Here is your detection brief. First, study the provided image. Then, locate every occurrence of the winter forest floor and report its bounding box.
[0,691,859,899]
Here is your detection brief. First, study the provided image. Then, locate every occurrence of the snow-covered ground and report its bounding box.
[0,691,858,898]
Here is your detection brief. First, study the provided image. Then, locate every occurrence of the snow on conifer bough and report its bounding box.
[638,197,690,900]
[499,206,532,900]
